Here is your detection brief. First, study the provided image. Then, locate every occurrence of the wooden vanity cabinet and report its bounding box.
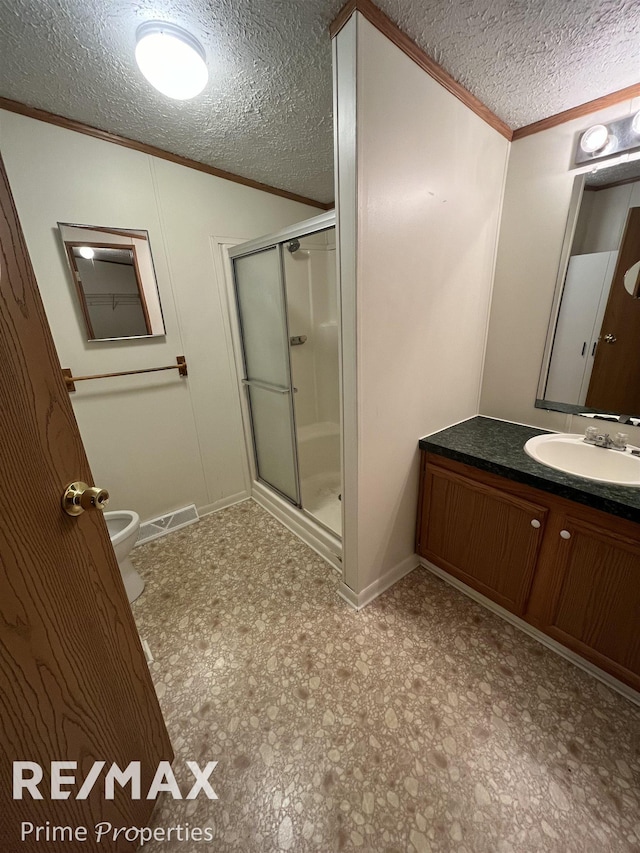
[417,452,640,692]
[527,511,640,687]
[416,461,548,615]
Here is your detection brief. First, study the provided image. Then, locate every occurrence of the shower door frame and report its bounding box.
[226,211,342,565]
[231,242,302,508]
[228,211,335,267]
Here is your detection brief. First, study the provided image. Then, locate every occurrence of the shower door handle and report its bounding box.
[242,379,291,394]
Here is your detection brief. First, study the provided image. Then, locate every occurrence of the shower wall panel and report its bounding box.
[284,228,341,535]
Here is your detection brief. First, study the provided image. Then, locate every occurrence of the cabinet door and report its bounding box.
[538,516,640,688]
[418,464,548,615]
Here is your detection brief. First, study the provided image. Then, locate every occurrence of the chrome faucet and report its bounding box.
[594,433,614,448]
[583,428,628,451]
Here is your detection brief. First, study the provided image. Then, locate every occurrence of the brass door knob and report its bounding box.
[62,481,110,516]
[604,333,617,344]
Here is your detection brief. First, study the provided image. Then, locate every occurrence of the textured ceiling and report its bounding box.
[586,158,640,187]
[1,0,640,205]
[0,0,342,204]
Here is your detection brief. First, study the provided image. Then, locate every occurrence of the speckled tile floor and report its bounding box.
[131,500,640,853]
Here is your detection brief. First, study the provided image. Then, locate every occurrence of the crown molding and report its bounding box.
[512,83,640,140]
[331,0,640,145]
[330,0,513,141]
[0,96,331,210]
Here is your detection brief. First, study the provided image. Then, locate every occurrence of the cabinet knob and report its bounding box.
[530,519,541,529]
[560,529,571,539]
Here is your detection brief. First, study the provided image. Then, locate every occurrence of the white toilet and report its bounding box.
[105,510,145,604]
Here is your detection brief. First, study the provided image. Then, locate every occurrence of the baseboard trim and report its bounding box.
[338,555,419,610]
[197,491,250,518]
[419,557,640,707]
[135,492,250,549]
[251,482,342,572]
[337,582,359,609]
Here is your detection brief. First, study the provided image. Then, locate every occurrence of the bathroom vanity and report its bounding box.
[417,417,640,693]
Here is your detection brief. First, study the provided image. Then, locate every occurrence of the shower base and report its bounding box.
[301,471,342,536]
[252,480,342,572]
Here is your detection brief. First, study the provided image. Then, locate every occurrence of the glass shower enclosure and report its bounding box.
[229,212,341,538]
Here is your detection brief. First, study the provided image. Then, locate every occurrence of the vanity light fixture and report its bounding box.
[135,21,208,100]
[575,113,640,167]
[78,246,95,260]
[580,124,609,154]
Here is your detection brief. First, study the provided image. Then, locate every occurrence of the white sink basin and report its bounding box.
[524,433,640,486]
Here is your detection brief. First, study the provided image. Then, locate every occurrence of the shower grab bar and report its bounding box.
[241,379,290,394]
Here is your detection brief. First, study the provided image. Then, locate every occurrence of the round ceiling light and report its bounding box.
[78,246,95,259]
[580,124,609,154]
[135,22,208,100]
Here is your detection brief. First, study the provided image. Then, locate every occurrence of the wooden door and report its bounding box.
[417,457,548,615]
[533,514,640,691]
[586,206,640,412]
[0,155,172,851]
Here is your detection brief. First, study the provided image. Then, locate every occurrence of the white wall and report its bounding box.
[335,15,509,599]
[480,97,640,445]
[0,110,320,521]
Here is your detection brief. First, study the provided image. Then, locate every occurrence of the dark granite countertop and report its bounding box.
[419,416,640,524]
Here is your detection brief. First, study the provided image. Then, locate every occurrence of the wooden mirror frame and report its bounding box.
[64,241,152,340]
[58,223,166,342]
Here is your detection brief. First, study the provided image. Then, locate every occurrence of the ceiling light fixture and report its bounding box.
[632,111,640,136]
[135,21,208,100]
[78,246,95,260]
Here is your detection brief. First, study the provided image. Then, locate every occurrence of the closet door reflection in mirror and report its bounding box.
[58,223,165,341]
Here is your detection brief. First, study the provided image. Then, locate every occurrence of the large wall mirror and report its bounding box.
[59,223,165,341]
[537,158,640,423]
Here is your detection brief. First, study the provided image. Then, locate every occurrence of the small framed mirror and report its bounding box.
[58,223,165,341]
